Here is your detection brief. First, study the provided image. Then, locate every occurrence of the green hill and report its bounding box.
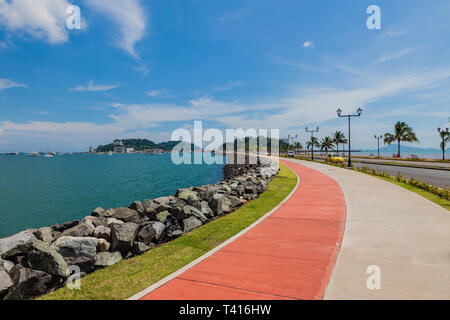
[96,139,196,152]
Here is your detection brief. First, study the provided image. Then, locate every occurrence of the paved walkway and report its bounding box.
[287,159,450,300]
[136,160,346,300]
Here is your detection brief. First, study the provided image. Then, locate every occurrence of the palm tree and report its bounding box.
[332,131,348,154]
[306,136,319,152]
[320,136,335,155]
[294,142,304,151]
[438,129,450,160]
[384,121,419,158]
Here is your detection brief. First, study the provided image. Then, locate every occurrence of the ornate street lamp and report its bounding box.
[374,135,383,158]
[438,127,449,160]
[305,127,319,161]
[337,107,363,167]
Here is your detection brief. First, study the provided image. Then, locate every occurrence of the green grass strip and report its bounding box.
[39,162,297,300]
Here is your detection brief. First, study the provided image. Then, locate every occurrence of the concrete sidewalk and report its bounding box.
[286,159,450,300]
[133,160,346,300]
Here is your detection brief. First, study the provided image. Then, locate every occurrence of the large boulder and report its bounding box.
[91,207,106,218]
[82,216,105,228]
[137,222,165,245]
[228,196,244,208]
[110,223,138,254]
[155,211,170,223]
[93,226,111,241]
[208,194,225,216]
[0,230,37,258]
[199,201,214,218]
[0,266,13,298]
[4,265,56,300]
[0,259,14,273]
[106,218,124,227]
[131,242,153,256]
[51,220,80,232]
[51,237,99,273]
[59,222,95,238]
[129,201,145,216]
[185,206,207,223]
[182,216,202,233]
[111,208,141,224]
[94,252,122,268]
[35,227,54,244]
[96,239,110,252]
[25,241,69,277]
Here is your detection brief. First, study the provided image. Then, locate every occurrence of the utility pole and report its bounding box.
[337,107,363,167]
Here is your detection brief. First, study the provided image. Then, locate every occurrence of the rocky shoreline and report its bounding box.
[0,157,279,300]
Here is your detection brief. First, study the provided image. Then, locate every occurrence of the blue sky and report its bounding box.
[0,0,449,152]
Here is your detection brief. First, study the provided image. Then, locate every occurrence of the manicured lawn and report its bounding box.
[40,163,297,300]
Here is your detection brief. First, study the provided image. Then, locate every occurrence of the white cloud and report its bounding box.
[376,47,421,64]
[380,30,406,38]
[147,89,171,97]
[218,9,248,23]
[0,0,71,43]
[69,80,119,92]
[84,0,146,57]
[216,81,245,92]
[0,78,27,90]
[302,41,314,48]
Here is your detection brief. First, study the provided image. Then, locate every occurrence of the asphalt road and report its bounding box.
[353,163,450,188]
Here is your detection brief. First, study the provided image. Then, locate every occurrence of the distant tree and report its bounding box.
[320,136,335,154]
[332,131,347,154]
[439,129,450,160]
[384,121,419,158]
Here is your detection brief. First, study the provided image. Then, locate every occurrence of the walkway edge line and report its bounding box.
[128,163,300,300]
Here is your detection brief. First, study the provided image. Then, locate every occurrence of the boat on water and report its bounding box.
[44,154,54,158]
[29,151,40,157]
[108,151,113,156]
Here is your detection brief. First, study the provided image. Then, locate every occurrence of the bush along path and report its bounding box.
[0,157,279,300]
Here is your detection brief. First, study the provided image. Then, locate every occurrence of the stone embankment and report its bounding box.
[0,157,279,300]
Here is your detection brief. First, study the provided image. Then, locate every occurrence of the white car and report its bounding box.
[287,151,295,157]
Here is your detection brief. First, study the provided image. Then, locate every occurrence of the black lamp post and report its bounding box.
[374,135,382,158]
[438,127,449,160]
[305,127,319,161]
[287,134,298,150]
[337,107,363,167]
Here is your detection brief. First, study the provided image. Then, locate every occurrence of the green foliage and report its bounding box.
[384,121,420,157]
[96,139,193,152]
[332,131,347,153]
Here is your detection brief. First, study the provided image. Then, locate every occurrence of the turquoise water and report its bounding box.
[0,153,224,238]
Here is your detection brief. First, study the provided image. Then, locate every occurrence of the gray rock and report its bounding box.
[245,185,258,195]
[182,216,202,233]
[137,222,165,244]
[0,230,37,258]
[36,227,54,244]
[199,201,214,218]
[209,194,224,216]
[96,239,110,252]
[0,266,13,297]
[106,218,124,227]
[155,211,170,223]
[26,241,69,277]
[59,222,95,238]
[104,208,116,217]
[169,229,183,239]
[82,216,105,228]
[91,207,106,218]
[228,196,244,208]
[129,201,145,215]
[131,242,152,255]
[51,236,98,272]
[52,220,80,232]
[110,223,138,254]
[93,226,111,241]
[177,189,198,202]
[186,205,208,223]
[0,259,14,273]
[111,207,141,224]
[94,252,122,268]
[153,197,170,205]
[4,265,55,300]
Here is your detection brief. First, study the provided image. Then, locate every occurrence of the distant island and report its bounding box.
[95,139,197,153]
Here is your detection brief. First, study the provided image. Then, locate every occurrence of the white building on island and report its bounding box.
[113,140,126,153]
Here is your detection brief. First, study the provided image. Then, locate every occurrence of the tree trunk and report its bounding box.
[397,139,401,158]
